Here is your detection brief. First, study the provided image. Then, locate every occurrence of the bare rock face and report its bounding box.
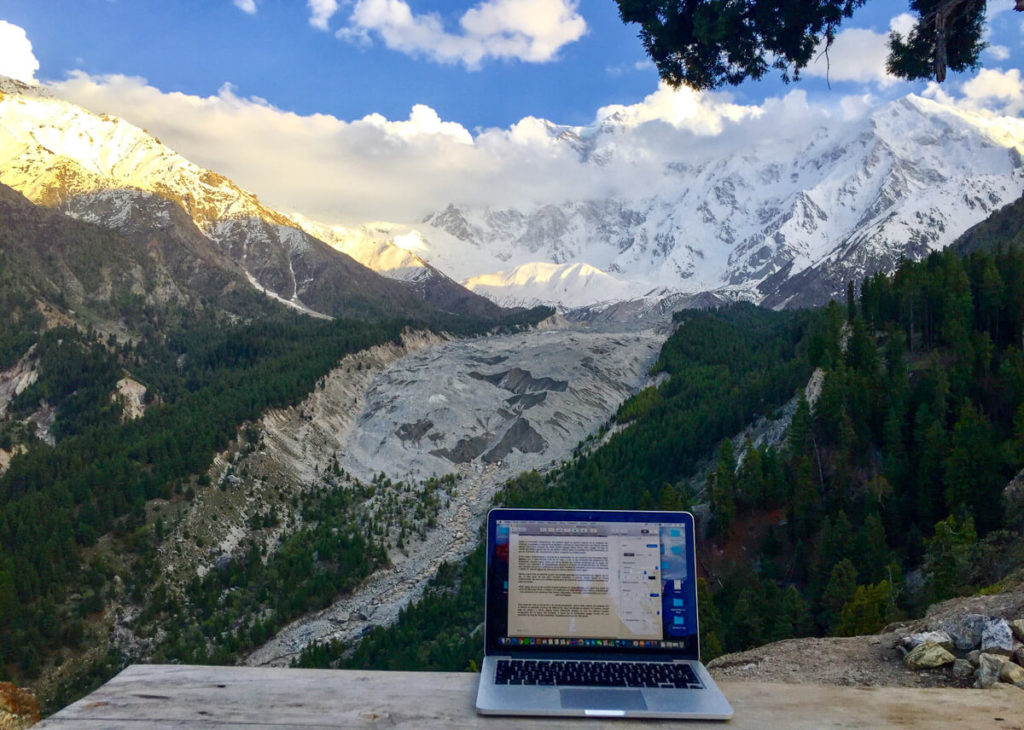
[0,682,39,730]
[999,660,1024,688]
[952,659,975,679]
[975,653,1007,689]
[336,326,664,482]
[943,614,989,652]
[903,642,956,670]
[240,323,665,667]
[901,630,953,652]
[981,618,1016,656]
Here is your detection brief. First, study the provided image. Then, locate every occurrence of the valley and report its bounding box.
[145,317,667,667]
[2,39,1024,713]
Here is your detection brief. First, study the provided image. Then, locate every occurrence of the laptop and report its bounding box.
[476,508,733,719]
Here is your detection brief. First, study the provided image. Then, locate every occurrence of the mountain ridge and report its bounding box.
[0,77,501,322]
[416,94,1024,309]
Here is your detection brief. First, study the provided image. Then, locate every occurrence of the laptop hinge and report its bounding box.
[490,650,693,662]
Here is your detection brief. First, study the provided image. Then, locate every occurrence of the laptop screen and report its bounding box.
[484,509,699,659]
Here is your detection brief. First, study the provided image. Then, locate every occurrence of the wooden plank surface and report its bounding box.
[37,664,1024,729]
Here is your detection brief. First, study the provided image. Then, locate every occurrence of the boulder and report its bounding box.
[1010,619,1024,643]
[901,630,953,652]
[981,618,1015,656]
[1014,646,1024,666]
[0,682,39,730]
[903,641,956,670]
[944,613,988,651]
[967,649,982,667]
[1000,660,1024,689]
[952,659,975,679]
[975,653,1008,689]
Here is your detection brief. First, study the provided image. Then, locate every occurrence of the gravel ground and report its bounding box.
[708,591,1024,688]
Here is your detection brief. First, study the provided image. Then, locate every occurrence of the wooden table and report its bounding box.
[37,664,1023,728]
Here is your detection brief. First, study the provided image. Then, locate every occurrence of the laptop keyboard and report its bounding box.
[494,659,704,689]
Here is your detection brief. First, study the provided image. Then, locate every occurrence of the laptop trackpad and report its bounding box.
[560,689,647,712]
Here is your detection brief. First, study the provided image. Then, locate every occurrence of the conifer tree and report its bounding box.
[780,584,814,639]
[856,513,890,585]
[615,0,1002,89]
[708,439,738,539]
[820,558,858,632]
[730,587,767,650]
[943,401,1003,533]
[924,514,977,602]
[697,577,724,660]
[736,439,765,509]
[836,580,894,636]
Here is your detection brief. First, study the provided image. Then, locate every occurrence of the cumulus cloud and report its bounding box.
[960,68,1024,115]
[233,0,258,14]
[0,20,39,84]
[595,84,759,135]
[921,67,1024,119]
[803,13,915,86]
[308,0,339,30]
[49,70,872,227]
[50,71,558,222]
[337,0,587,68]
[34,12,1020,234]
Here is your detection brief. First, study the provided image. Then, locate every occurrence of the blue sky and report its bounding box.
[2,0,663,129]
[0,1,1022,224]
[3,0,1020,129]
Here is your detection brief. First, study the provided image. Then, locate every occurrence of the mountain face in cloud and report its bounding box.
[46,64,1024,232]
[6,0,1024,313]
[24,67,1024,312]
[418,95,1024,308]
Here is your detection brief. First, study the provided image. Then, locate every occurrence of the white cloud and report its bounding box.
[961,68,1024,115]
[605,59,654,77]
[596,84,759,136]
[233,0,257,15]
[0,20,39,84]
[50,72,519,222]
[338,0,587,68]
[359,103,473,143]
[922,67,1024,117]
[889,12,917,37]
[987,45,1011,61]
[803,14,915,86]
[31,0,1018,236]
[308,0,339,30]
[49,70,872,226]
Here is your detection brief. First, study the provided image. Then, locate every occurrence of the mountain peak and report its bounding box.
[0,74,51,99]
[0,85,504,322]
[417,94,1024,309]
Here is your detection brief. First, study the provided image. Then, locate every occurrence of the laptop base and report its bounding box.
[476,656,734,720]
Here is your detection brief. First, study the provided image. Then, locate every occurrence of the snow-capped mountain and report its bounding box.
[462,261,653,309]
[419,95,1024,309]
[0,77,499,320]
[4,72,1022,315]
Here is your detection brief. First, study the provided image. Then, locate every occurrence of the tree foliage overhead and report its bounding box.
[615,0,1011,90]
[887,0,987,82]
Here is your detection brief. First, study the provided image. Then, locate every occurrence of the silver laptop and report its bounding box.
[476,508,733,719]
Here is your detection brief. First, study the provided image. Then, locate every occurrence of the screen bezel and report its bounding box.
[483,507,700,660]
